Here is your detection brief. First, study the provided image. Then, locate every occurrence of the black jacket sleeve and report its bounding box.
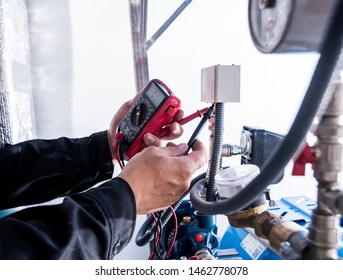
[0,131,137,259]
[0,131,114,210]
[0,177,137,259]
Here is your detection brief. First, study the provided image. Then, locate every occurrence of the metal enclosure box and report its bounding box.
[201,64,240,103]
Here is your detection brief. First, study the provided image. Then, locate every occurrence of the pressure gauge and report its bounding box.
[248,0,337,53]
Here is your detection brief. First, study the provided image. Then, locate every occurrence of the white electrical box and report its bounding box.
[201,64,240,103]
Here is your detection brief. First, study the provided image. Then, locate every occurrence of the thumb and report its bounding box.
[165,143,188,157]
[143,133,161,147]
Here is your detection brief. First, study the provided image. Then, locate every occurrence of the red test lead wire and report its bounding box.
[156,107,209,139]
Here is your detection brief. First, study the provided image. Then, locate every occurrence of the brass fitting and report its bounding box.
[253,211,307,251]
[227,203,268,228]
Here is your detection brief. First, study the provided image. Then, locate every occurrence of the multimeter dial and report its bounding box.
[131,103,147,126]
[117,79,181,159]
[118,86,167,145]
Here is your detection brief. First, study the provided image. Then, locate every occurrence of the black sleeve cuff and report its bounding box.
[82,177,137,258]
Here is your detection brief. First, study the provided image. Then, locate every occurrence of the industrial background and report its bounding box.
[1,0,342,260]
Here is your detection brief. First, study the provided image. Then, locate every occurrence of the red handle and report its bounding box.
[292,143,316,176]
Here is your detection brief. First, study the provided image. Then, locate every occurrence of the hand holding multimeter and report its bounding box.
[114,79,211,167]
[115,79,181,161]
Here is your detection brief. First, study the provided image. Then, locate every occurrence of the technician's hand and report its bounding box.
[107,97,184,160]
[118,139,207,214]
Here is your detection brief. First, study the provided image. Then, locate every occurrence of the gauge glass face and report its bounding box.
[249,0,293,53]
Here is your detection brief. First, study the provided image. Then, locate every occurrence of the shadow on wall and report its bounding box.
[27,0,73,138]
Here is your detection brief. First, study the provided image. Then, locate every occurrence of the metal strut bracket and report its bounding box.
[128,0,193,92]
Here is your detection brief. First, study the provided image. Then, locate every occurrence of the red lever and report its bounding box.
[292,143,316,176]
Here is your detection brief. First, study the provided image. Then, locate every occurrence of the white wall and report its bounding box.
[32,0,321,259]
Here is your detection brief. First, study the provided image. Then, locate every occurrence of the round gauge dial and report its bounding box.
[248,0,294,53]
[248,0,336,53]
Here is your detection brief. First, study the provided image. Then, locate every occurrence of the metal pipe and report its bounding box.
[305,209,340,259]
[304,82,343,259]
[128,0,149,92]
[145,0,193,50]
[129,0,193,92]
[221,144,242,157]
[253,211,308,259]
[226,209,308,259]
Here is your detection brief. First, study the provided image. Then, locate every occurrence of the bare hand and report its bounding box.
[118,139,208,214]
[107,98,184,160]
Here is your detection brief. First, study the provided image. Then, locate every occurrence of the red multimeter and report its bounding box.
[116,79,181,160]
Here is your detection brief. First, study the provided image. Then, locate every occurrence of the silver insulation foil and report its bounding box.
[0,0,36,147]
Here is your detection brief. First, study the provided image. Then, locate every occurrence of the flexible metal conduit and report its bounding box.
[190,0,343,215]
[206,103,224,201]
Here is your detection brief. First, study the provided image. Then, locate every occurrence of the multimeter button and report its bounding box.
[165,105,177,116]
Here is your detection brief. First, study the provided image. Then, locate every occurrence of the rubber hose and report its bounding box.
[135,214,155,247]
[190,0,343,215]
[206,103,224,201]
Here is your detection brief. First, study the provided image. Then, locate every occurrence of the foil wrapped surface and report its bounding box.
[0,0,35,147]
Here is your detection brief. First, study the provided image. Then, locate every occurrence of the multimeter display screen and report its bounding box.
[145,82,168,107]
